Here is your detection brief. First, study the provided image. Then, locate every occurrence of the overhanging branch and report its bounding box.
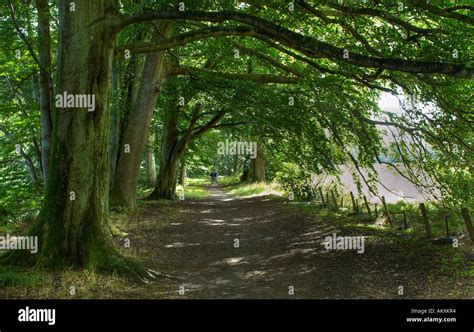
[115,26,255,57]
[118,10,473,78]
[167,66,299,84]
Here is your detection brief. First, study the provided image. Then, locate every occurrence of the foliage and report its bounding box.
[275,163,320,201]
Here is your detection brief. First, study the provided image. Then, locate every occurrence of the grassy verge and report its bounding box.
[227,181,283,197]
[178,184,209,200]
[283,198,474,281]
[186,177,209,186]
[136,178,210,202]
[280,188,470,240]
[0,265,164,299]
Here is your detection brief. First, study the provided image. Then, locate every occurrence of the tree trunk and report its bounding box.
[109,57,142,190]
[149,108,180,200]
[178,158,186,186]
[145,133,157,189]
[156,154,179,199]
[232,154,240,175]
[108,65,120,189]
[36,0,118,267]
[149,103,221,200]
[36,0,53,186]
[252,144,265,182]
[2,0,148,278]
[110,22,172,210]
[0,125,40,188]
[19,148,38,183]
[240,157,251,182]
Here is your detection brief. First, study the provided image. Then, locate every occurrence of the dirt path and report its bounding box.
[124,185,472,299]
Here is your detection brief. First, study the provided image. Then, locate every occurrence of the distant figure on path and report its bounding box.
[210,170,218,184]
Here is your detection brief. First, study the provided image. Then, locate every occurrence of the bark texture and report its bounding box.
[110,22,172,210]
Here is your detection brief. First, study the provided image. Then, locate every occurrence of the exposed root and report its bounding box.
[0,225,165,283]
[147,268,181,280]
[0,249,37,267]
[87,249,154,283]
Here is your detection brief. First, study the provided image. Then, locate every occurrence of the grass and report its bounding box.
[188,175,242,187]
[0,266,42,288]
[186,177,209,186]
[284,192,473,281]
[0,210,168,299]
[0,266,165,299]
[186,175,283,198]
[284,188,469,239]
[215,175,240,186]
[135,178,210,202]
[137,176,283,200]
[178,184,209,200]
[228,181,282,197]
[383,201,466,238]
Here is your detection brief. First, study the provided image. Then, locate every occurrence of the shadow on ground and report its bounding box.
[123,185,472,299]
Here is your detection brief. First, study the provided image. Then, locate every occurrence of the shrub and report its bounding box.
[275,163,317,201]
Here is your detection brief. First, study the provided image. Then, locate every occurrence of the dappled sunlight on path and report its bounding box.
[130,185,471,299]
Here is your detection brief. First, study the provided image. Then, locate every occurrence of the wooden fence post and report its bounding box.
[363,195,371,215]
[350,191,357,213]
[331,190,338,208]
[445,215,451,238]
[318,187,325,206]
[382,196,392,226]
[461,208,474,242]
[419,203,432,238]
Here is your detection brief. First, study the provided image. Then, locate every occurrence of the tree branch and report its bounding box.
[409,0,474,25]
[167,66,300,84]
[115,26,255,57]
[7,0,45,72]
[323,1,447,33]
[118,10,473,78]
[208,121,248,129]
[191,110,227,140]
[231,41,302,76]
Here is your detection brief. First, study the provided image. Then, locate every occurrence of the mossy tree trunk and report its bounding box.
[36,0,120,269]
[149,104,226,200]
[2,0,149,278]
[149,107,181,200]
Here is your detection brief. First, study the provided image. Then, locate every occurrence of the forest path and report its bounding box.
[125,184,471,299]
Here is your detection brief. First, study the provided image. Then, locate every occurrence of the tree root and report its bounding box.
[0,249,37,267]
[147,268,181,280]
[0,228,168,283]
[90,253,155,283]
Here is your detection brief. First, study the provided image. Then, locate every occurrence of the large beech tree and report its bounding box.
[0,0,153,277]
